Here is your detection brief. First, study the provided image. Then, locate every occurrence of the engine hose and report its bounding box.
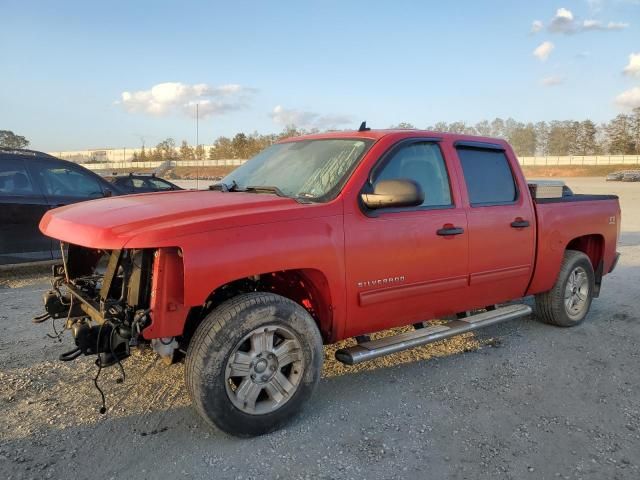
[59,347,82,362]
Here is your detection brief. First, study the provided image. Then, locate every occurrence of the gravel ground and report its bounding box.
[1,178,639,480]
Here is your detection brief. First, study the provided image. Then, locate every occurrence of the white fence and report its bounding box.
[519,155,640,166]
[82,158,247,171]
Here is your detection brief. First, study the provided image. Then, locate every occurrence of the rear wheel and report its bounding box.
[185,292,323,437]
[535,250,594,327]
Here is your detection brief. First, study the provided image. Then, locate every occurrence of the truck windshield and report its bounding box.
[219,138,372,201]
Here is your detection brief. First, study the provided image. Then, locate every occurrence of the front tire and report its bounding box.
[535,250,595,327]
[185,292,323,437]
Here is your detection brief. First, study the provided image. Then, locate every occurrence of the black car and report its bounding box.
[0,148,123,266]
[105,173,182,194]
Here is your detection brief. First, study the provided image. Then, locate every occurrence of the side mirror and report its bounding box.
[104,189,113,197]
[361,179,424,209]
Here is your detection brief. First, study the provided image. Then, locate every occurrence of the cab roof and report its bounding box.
[279,128,507,147]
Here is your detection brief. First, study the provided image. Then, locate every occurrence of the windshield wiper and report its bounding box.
[209,183,313,203]
[209,180,242,192]
[244,185,286,197]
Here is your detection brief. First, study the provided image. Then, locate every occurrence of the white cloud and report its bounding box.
[623,52,640,77]
[615,87,640,109]
[270,105,353,130]
[541,7,628,34]
[582,19,629,30]
[118,82,255,117]
[533,41,555,61]
[531,20,544,33]
[549,7,576,33]
[540,75,565,86]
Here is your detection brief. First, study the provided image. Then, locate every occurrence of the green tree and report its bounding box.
[194,144,205,161]
[209,136,233,160]
[630,107,640,154]
[547,121,577,156]
[179,140,195,160]
[147,148,162,162]
[231,133,250,158]
[575,120,599,155]
[155,138,177,161]
[0,130,30,149]
[508,123,537,156]
[605,114,634,154]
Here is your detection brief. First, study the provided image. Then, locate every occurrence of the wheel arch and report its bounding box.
[566,233,604,270]
[565,234,604,296]
[181,268,334,346]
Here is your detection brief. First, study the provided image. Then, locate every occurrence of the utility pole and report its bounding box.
[196,103,200,189]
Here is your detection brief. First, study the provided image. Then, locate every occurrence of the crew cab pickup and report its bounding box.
[37,128,621,437]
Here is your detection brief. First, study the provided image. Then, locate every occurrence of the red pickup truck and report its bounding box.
[38,128,620,437]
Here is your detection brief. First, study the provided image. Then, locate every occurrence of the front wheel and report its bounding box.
[535,250,595,327]
[185,292,324,437]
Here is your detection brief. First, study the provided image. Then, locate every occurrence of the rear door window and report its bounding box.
[37,165,104,198]
[0,158,36,195]
[147,178,173,190]
[131,178,146,189]
[456,147,517,206]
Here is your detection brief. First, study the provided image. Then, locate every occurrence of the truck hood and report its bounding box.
[39,190,318,249]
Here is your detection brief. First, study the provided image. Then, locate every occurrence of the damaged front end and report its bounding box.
[38,243,187,370]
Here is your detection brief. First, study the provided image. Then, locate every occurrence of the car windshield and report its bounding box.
[219,138,372,201]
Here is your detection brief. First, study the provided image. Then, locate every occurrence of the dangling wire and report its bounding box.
[94,323,107,414]
[47,296,73,342]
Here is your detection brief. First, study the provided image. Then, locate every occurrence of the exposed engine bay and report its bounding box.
[36,243,176,412]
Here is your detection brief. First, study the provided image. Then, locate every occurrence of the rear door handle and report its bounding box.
[437,226,465,236]
[511,219,530,228]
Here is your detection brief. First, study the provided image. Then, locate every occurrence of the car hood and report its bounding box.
[39,190,319,249]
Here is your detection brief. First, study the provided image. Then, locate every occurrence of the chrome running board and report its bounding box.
[335,304,531,365]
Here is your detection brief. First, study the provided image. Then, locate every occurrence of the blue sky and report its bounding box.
[1,0,639,151]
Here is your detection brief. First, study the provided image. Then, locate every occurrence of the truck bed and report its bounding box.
[526,195,621,296]
[535,194,619,204]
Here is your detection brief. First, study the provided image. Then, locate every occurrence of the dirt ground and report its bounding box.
[1,178,639,480]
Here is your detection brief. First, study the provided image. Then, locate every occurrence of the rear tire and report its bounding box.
[185,292,323,437]
[535,250,594,327]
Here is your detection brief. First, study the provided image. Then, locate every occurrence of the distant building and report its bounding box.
[48,145,216,164]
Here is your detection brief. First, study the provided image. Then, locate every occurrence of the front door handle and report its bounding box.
[511,219,530,228]
[437,226,465,236]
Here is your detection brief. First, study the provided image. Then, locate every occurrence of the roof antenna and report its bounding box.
[358,121,371,132]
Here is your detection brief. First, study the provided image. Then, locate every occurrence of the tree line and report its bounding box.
[4,107,640,160]
[134,108,640,162]
[131,126,308,162]
[422,108,640,157]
